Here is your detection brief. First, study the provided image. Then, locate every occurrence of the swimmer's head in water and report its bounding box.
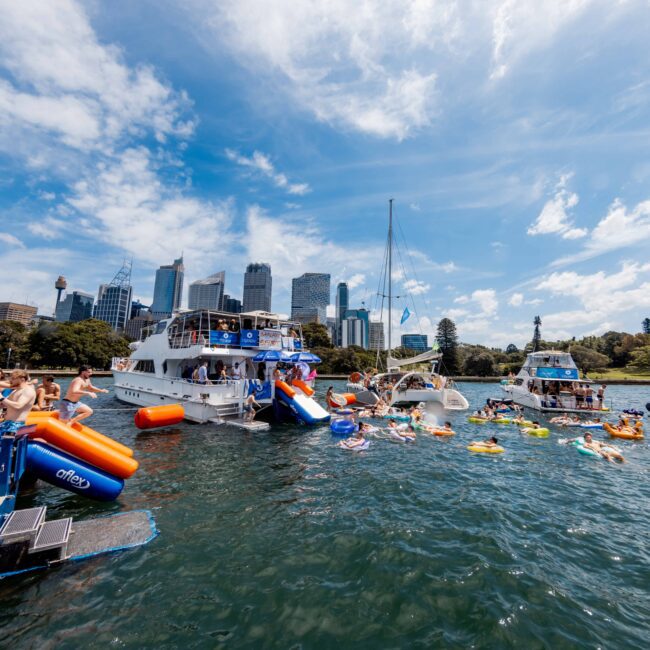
[490,436,498,444]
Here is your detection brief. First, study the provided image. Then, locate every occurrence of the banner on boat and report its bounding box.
[209,330,240,346]
[532,367,579,380]
[259,329,282,349]
[240,329,259,347]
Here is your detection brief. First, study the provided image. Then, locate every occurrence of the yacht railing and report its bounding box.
[166,329,303,352]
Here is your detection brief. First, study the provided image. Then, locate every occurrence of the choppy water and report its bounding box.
[1,379,649,648]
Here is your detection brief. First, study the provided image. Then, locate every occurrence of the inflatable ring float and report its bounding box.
[603,422,644,440]
[467,444,504,454]
[467,417,488,424]
[525,428,550,438]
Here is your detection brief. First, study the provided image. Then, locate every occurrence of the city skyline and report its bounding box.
[1,2,650,347]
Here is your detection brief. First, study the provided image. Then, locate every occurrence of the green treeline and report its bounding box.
[0,319,131,370]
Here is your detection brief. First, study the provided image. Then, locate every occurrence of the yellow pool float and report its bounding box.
[523,427,550,438]
[467,444,505,454]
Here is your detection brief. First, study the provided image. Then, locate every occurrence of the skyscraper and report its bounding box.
[341,308,369,349]
[335,282,349,346]
[150,256,184,318]
[222,294,242,313]
[243,263,272,312]
[291,273,330,324]
[188,271,225,310]
[55,291,94,323]
[369,321,385,351]
[93,260,133,331]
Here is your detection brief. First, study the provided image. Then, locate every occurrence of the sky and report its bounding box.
[1,0,650,348]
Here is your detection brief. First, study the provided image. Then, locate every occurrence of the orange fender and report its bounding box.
[134,404,185,430]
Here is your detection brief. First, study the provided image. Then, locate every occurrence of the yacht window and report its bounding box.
[515,378,523,386]
[155,321,167,334]
[162,361,168,375]
[134,360,155,373]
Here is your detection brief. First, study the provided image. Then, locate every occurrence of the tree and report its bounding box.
[643,318,650,335]
[629,345,650,372]
[532,316,542,352]
[436,318,460,375]
[302,322,332,348]
[0,320,29,367]
[505,343,519,354]
[462,352,496,377]
[569,345,610,374]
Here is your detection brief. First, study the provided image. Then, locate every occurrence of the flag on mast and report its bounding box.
[400,307,411,325]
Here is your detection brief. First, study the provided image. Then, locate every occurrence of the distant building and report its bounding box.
[93,260,133,331]
[188,271,225,310]
[341,308,369,349]
[54,275,67,314]
[150,256,184,318]
[369,321,385,351]
[31,315,55,327]
[401,333,429,352]
[55,291,94,323]
[291,273,330,324]
[335,282,349,346]
[243,263,272,312]
[0,302,38,326]
[222,294,242,314]
[326,317,337,343]
[125,312,155,340]
[130,300,150,320]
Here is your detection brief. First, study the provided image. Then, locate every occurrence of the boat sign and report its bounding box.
[533,368,579,380]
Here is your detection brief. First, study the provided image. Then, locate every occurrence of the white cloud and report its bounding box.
[403,278,430,295]
[67,147,235,271]
[347,273,366,289]
[508,292,523,306]
[585,198,650,255]
[528,173,587,239]
[0,232,25,248]
[0,0,193,156]
[471,288,498,317]
[27,217,67,240]
[225,149,310,195]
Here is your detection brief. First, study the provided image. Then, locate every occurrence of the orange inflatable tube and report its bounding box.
[26,411,134,458]
[603,423,644,440]
[328,392,357,408]
[275,380,296,398]
[291,380,314,397]
[29,418,138,479]
[134,404,185,430]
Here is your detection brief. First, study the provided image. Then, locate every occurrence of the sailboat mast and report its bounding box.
[388,198,393,355]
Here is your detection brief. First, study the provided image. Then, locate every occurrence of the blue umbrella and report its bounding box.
[290,352,322,364]
[252,350,291,362]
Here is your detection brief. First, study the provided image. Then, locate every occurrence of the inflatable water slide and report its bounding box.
[273,380,330,425]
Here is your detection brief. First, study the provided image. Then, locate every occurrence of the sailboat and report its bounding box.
[346,200,469,411]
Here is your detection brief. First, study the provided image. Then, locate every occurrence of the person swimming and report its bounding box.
[470,435,499,448]
[338,428,367,449]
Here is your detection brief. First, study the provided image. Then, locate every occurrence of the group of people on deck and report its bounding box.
[528,380,607,409]
[0,366,108,436]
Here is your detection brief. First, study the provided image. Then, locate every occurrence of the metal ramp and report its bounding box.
[30,518,72,553]
[0,507,46,543]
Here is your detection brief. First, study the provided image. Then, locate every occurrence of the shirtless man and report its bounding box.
[583,432,625,463]
[0,370,36,434]
[59,365,108,425]
[34,374,61,411]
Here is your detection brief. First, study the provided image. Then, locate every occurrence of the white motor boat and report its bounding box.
[112,309,330,426]
[501,350,607,413]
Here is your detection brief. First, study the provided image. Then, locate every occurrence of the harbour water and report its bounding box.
[2,379,649,648]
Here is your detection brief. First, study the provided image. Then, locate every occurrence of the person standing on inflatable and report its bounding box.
[0,370,36,435]
[59,365,108,425]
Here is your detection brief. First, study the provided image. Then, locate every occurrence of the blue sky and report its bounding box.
[1,0,650,347]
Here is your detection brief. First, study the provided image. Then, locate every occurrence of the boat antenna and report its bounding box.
[388,198,393,357]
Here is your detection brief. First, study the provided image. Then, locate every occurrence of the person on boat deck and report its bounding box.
[230,362,243,380]
[243,392,260,423]
[34,374,61,411]
[0,370,36,434]
[229,318,240,332]
[585,384,594,408]
[192,366,200,382]
[59,365,108,425]
[216,368,228,383]
[597,384,606,409]
[583,432,625,462]
[257,362,266,382]
[197,361,210,385]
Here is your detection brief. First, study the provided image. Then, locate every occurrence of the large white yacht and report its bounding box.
[501,350,606,413]
[112,309,330,426]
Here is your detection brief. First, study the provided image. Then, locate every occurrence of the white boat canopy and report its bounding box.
[387,350,442,371]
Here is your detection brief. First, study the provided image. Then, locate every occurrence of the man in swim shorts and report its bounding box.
[0,370,36,435]
[583,432,625,462]
[59,365,108,425]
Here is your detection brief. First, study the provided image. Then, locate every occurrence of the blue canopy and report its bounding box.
[289,352,322,364]
[252,350,291,362]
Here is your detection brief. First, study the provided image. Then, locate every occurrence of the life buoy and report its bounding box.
[349,371,362,383]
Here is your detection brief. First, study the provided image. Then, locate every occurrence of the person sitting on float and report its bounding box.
[339,427,366,449]
[471,436,498,448]
[583,432,625,462]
